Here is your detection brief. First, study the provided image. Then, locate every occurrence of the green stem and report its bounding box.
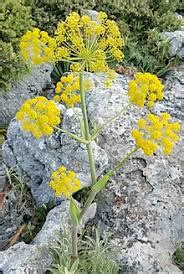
[71,224,78,261]
[79,71,97,185]
[109,147,138,176]
[54,126,90,145]
[91,104,131,140]
[79,147,139,221]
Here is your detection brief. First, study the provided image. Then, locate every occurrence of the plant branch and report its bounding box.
[108,146,139,176]
[80,147,139,221]
[54,126,90,145]
[91,104,130,140]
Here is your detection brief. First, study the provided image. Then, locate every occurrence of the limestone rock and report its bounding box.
[164,30,184,60]
[0,64,53,128]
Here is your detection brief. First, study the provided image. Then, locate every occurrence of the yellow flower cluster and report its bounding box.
[53,74,93,107]
[132,113,180,156]
[16,96,60,138]
[128,72,164,108]
[20,28,58,64]
[49,166,81,197]
[20,12,124,73]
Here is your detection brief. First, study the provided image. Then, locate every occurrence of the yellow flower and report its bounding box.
[16,96,60,138]
[49,166,81,197]
[54,74,93,107]
[20,28,57,64]
[132,113,180,156]
[128,72,164,108]
[20,12,124,73]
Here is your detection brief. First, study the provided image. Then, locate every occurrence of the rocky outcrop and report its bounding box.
[2,69,183,272]
[0,64,53,128]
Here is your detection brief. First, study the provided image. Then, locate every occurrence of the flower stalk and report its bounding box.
[79,72,97,185]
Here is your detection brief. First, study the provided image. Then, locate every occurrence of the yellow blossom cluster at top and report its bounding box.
[16,96,60,138]
[132,113,180,156]
[49,166,81,197]
[20,11,124,73]
[128,72,164,108]
[54,74,93,107]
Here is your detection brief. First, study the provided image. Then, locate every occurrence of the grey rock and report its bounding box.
[0,64,53,128]
[154,64,184,121]
[0,200,96,274]
[3,107,108,205]
[83,9,98,20]
[163,30,184,60]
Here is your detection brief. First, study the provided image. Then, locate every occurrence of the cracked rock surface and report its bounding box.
[2,68,184,272]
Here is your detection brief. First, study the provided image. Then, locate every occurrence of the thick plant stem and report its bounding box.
[79,72,97,185]
[71,224,78,261]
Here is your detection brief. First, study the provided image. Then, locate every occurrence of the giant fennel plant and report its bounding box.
[16,12,180,268]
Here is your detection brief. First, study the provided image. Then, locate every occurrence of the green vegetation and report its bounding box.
[48,229,119,274]
[0,0,33,91]
[92,0,182,76]
[173,245,184,271]
[25,0,183,76]
[1,0,183,89]
[21,203,54,243]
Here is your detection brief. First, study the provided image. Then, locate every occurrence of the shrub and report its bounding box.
[0,0,33,91]
[25,0,93,35]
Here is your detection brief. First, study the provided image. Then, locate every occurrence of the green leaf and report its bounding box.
[70,258,79,272]
[92,171,112,193]
[69,197,81,226]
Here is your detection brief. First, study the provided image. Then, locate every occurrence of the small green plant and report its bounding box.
[48,229,119,274]
[0,0,33,91]
[172,245,184,271]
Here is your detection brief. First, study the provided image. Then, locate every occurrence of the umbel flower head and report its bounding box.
[20,11,124,73]
[49,166,81,197]
[54,73,93,107]
[132,113,180,156]
[16,96,60,138]
[128,72,164,108]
